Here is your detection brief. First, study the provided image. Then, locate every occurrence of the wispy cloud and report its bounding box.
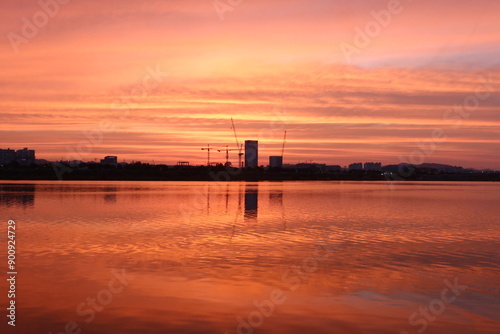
[1,0,499,167]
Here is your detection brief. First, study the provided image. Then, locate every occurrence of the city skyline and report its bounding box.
[2,145,498,173]
[1,0,500,169]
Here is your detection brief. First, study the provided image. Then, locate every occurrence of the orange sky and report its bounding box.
[1,0,499,168]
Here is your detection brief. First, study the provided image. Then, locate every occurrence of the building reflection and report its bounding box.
[269,189,283,206]
[269,187,285,230]
[244,184,258,220]
[102,187,118,203]
[0,184,35,208]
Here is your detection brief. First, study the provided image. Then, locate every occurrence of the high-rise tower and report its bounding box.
[244,140,258,168]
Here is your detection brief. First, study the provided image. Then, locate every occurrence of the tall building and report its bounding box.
[245,140,258,168]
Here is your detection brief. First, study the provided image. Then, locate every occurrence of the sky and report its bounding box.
[1,0,499,168]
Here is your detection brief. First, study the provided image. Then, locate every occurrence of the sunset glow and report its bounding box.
[1,0,499,168]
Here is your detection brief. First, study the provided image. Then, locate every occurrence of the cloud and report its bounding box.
[1,0,499,168]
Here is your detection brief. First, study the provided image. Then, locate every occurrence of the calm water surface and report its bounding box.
[0,181,499,334]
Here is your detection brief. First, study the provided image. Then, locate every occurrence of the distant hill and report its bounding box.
[381,162,465,172]
[417,163,462,170]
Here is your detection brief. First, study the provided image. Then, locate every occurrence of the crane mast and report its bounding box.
[200,144,213,166]
[231,118,244,168]
[281,130,287,162]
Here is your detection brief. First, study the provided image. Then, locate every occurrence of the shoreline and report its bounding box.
[1,163,499,182]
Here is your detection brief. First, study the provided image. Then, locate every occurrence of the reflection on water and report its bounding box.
[269,186,286,230]
[0,184,35,208]
[244,184,258,220]
[0,181,499,334]
[102,186,118,203]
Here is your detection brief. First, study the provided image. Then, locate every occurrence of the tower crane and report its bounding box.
[230,118,244,168]
[218,145,238,166]
[281,130,287,163]
[200,144,214,166]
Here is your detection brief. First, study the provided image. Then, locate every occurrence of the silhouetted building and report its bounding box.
[245,140,258,168]
[100,156,118,164]
[349,162,363,171]
[325,165,342,172]
[16,148,35,163]
[295,163,326,170]
[269,156,283,168]
[364,162,382,171]
[283,163,326,170]
[0,148,35,164]
[0,149,16,164]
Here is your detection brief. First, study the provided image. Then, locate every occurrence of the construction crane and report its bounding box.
[200,144,214,166]
[281,130,287,163]
[218,145,238,166]
[230,118,244,168]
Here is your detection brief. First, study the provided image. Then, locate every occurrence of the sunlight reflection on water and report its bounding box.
[0,181,499,333]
